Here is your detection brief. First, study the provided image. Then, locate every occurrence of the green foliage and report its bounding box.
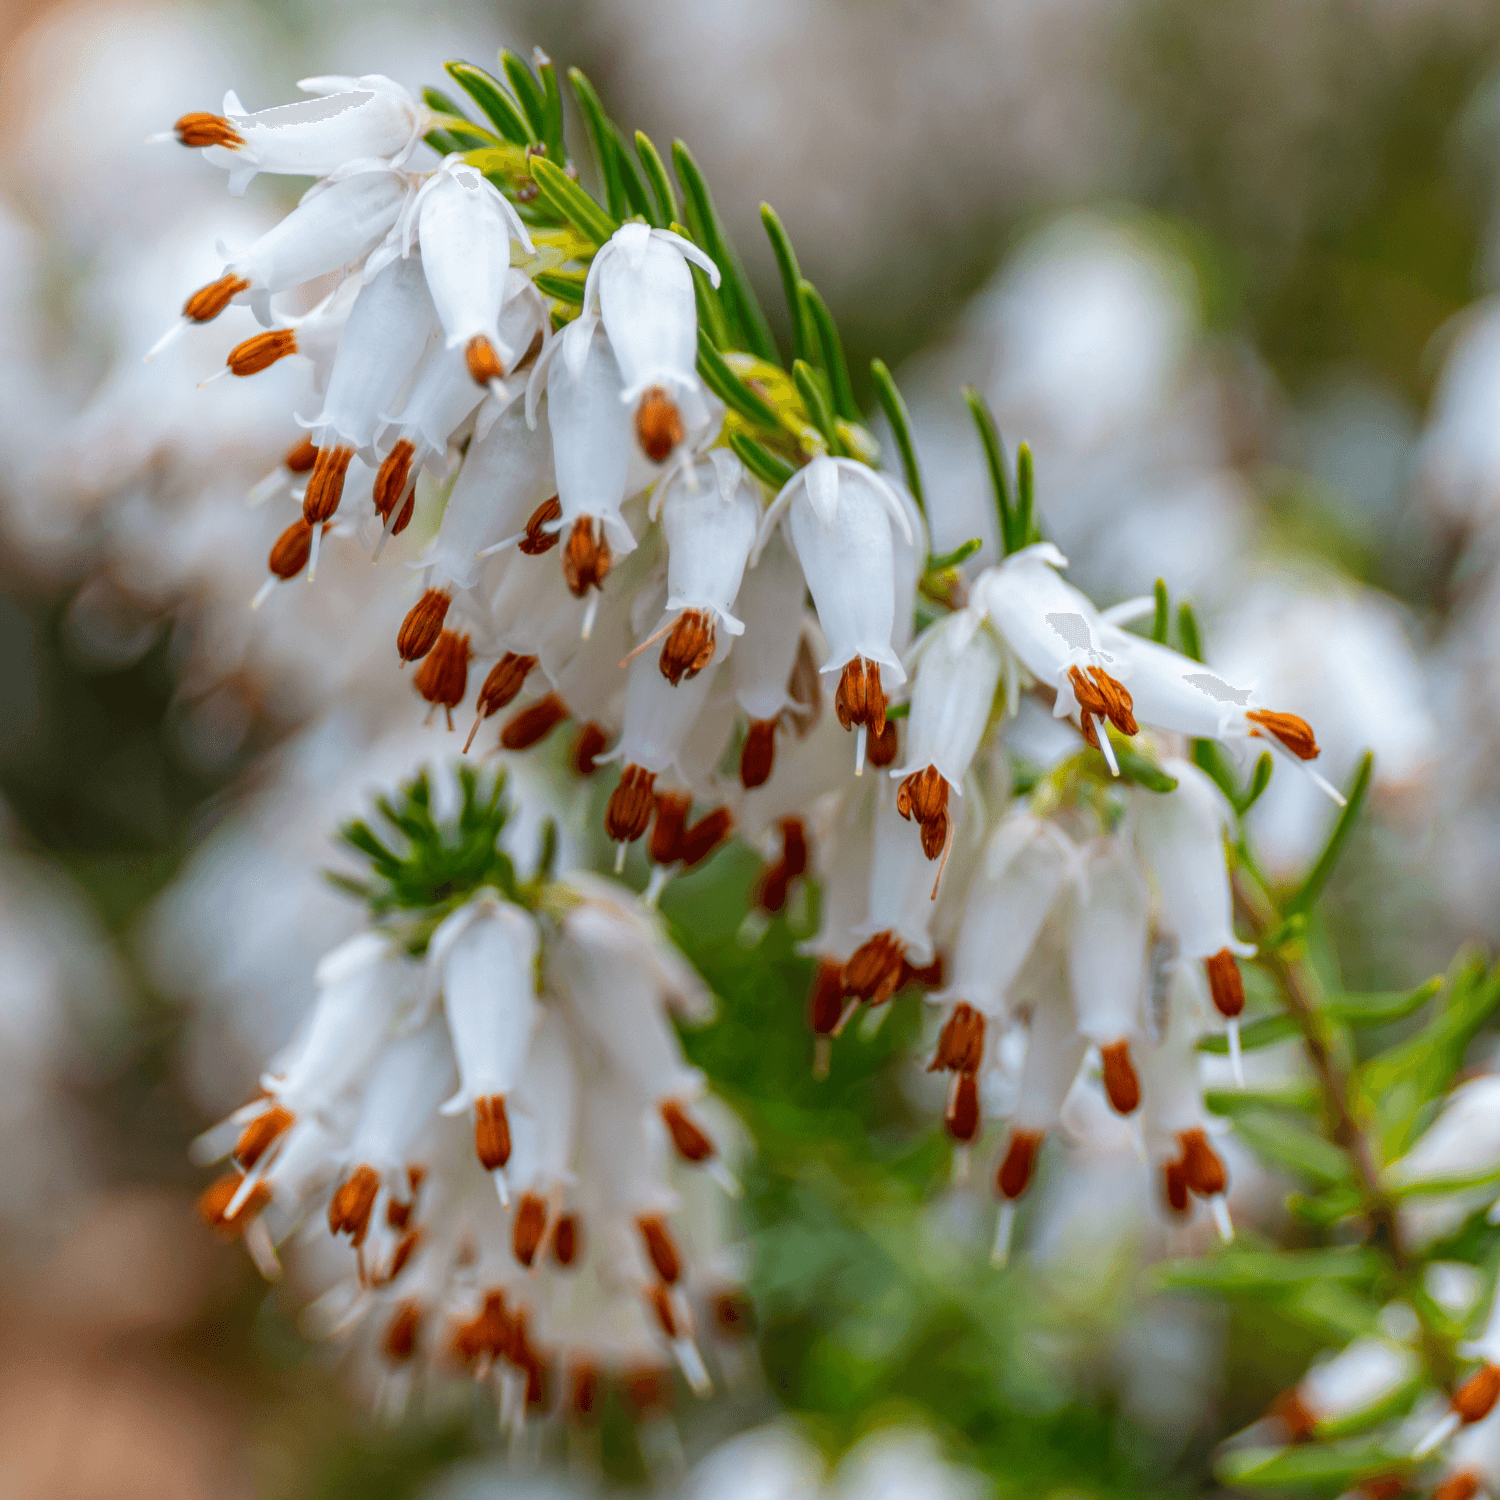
[326,767,532,949]
[870,359,924,514]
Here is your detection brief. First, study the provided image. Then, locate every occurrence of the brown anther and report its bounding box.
[660,610,716,685]
[510,1309,549,1407]
[465,334,506,386]
[866,718,900,768]
[808,957,846,1037]
[712,1289,756,1339]
[267,520,315,580]
[197,1172,269,1236]
[328,1165,382,1246]
[624,1364,674,1417]
[649,792,691,866]
[1177,1127,1228,1198]
[1246,709,1321,760]
[637,1215,682,1284]
[945,1071,981,1143]
[606,765,657,843]
[734,720,779,798]
[173,112,244,149]
[392,490,416,535]
[647,1283,679,1338]
[387,1229,421,1282]
[1272,1387,1317,1442]
[501,692,568,751]
[228,328,297,377]
[899,953,946,989]
[1455,1364,1500,1425]
[570,721,608,775]
[755,816,809,914]
[1205,948,1245,1019]
[1433,1474,1481,1500]
[383,1300,423,1363]
[373,439,414,522]
[897,765,951,861]
[386,1196,413,1231]
[562,517,611,596]
[841,931,907,1007]
[474,1096,512,1171]
[1163,1159,1190,1216]
[283,436,318,473]
[930,1003,986,1074]
[552,1213,580,1267]
[302,442,353,524]
[512,1192,548,1267]
[568,1360,599,1422]
[635,385,685,463]
[234,1105,293,1170]
[518,496,562,555]
[660,1101,714,1163]
[834,656,888,736]
[1068,664,1137,738]
[475,653,536,718]
[183,272,249,323]
[1099,1039,1141,1115]
[996,1128,1043,1200]
[414,631,471,723]
[681,806,734,868]
[397,588,452,662]
[452,1289,514,1366]
[1359,1479,1408,1500]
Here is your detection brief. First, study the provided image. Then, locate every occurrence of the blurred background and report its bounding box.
[4,0,1500,1494]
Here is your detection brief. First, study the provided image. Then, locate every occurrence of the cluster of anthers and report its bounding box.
[160,66,1340,1273]
[195,769,749,1431]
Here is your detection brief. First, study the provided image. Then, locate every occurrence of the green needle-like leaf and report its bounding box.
[727,432,795,491]
[1284,751,1374,917]
[870,358,924,516]
[1178,600,1203,662]
[567,68,627,220]
[445,61,533,145]
[760,204,811,366]
[1151,577,1169,643]
[636,131,678,227]
[963,386,1014,554]
[606,121,653,221]
[1198,1014,1301,1053]
[793,358,840,454]
[534,49,564,162]
[673,141,777,362]
[925,538,983,572]
[698,331,781,429]
[1234,751,1275,815]
[533,269,586,304]
[1015,442,1035,547]
[529,156,618,246]
[800,280,858,422]
[501,49,550,142]
[1320,977,1442,1028]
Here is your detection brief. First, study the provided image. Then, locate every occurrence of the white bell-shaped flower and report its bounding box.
[1294,1338,1420,1431]
[1103,624,1339,802]
[659,451,759,632]
[345,1017,456,1180]
[935,811,1075,1018]
[1132,759,1250,962]
[305,250,436,455]
[430,893,541,1200]
[732,529,809,722]
[889,610,1004,858]
[533,317,637,561]
[888,479,927,662]
[973,542,1137,772]
[763,456,912,682]
[551,902,703,1106]
[422,390,556,594]
[410,155,535,379]
[1067,838,1149,1115]
[191,76,431,196]
[232,166,411,308]
[582,222,719,462]
[264,931,412,1116]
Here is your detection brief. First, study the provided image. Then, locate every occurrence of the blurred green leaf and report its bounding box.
[1231,1110,1353,1187]
[963,386,1014,554]
[1217,1439,1407,1490]
[1321,977,1442,1028]
[1199,1014,1301,1053]
[761,204,812,366]
[870,359,924,515]
[636,131,678,227]
[501,50,550,144]
[1284,752,1375,919]
[445,60,533,145]
[793,359,841,454]
[699,332,782,429]
[728,432,796,491]
[1157,1246,1382,1294]
[801,280,859,423]
[1151,577,1170,644]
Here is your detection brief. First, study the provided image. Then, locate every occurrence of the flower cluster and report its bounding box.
[156,56,1344,1273]
[194,767,749,1428]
